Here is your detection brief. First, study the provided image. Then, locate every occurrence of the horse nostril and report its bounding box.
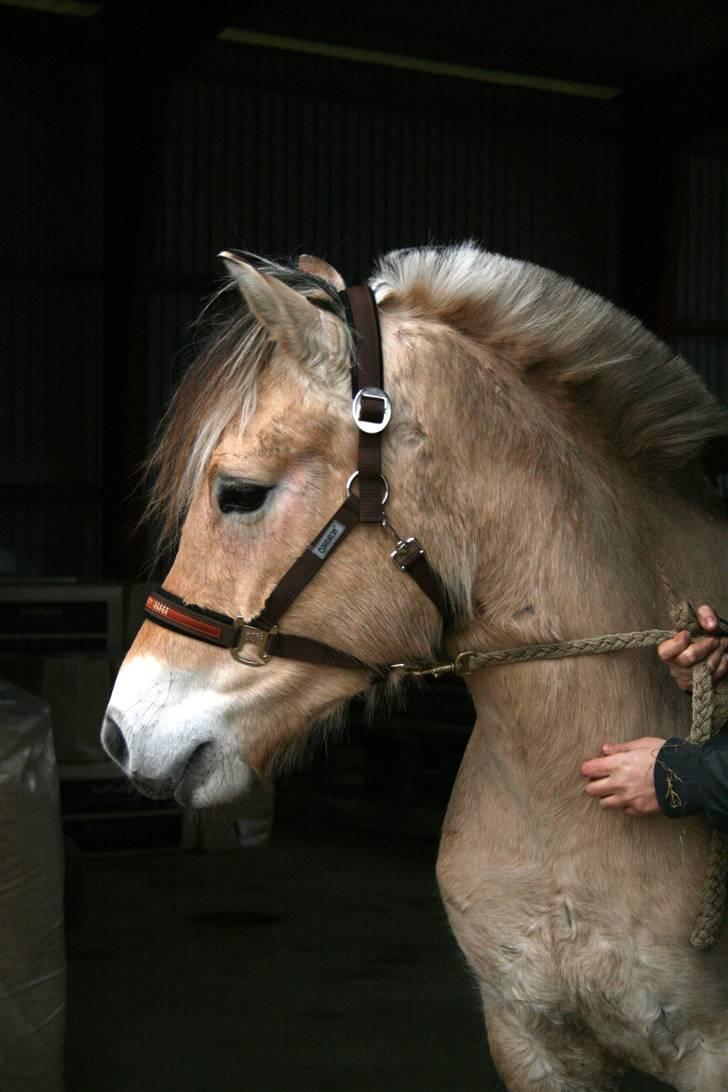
[102,714,129,770]
[183,740,214,783]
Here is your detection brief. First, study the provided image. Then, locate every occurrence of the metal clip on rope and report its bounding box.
[389,651,477,678]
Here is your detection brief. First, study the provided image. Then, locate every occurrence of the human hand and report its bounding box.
[580,737,666,817]
[657,604,728,692]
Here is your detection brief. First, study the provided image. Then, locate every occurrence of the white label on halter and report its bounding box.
[311,519,346,560]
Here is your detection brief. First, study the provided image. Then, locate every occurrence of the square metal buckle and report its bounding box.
[231,621,278,665]
[352,387,392,434]
[390,537,424,571]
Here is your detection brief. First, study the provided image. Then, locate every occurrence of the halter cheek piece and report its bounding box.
[144,285,448,677]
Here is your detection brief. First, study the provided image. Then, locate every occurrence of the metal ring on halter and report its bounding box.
[352,387,392,434]
[346,470,389,505]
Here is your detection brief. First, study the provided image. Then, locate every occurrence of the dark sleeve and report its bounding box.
[654,735,728,833]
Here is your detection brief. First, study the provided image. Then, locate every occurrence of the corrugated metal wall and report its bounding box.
[150,66,619,417]
[674,151,728,404]
[0,64,103,578]
[2,38,726,579]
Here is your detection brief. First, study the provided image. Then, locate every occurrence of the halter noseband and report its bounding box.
[144,284,447,677]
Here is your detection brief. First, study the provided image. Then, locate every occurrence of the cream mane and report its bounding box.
[373,242,727,483]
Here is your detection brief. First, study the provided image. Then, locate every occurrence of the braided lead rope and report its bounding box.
[688,675,728,949]
[669,603,728,950]
[462,607,728,950]
[687,662,728,951]
[463,628,675,670]
[689,720,728,952]
[687,660,728,950]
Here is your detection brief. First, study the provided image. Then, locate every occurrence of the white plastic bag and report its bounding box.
[0,680,66,1090]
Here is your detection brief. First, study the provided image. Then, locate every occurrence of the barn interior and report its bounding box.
[2,0,728,1089]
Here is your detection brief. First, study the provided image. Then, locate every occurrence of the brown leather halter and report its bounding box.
[144,284,446,677]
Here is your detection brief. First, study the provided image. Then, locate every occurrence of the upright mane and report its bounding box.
[372,242,728,488]
[147,243,727,552]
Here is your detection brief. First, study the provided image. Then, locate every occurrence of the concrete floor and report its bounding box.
[65,815,675,1092]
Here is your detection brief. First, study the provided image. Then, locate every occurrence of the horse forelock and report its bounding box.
[143,255,349,555]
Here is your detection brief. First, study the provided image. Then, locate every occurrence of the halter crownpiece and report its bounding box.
[144,281,447,674]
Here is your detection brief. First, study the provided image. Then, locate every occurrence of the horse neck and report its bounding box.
[456,454,726,777]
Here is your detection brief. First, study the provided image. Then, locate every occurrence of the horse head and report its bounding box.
[102,252,451,806]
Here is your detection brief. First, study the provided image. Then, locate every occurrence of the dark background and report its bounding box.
[2,0,728,580]
[2,3,728,1090]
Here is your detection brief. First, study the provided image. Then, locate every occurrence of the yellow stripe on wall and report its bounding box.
[219,27,620,102]
[0,0,99,15]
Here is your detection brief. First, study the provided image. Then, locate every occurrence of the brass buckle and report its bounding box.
[231,621,278,665]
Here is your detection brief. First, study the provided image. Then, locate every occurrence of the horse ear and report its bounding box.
[297,254,346,292]
[219,251,349,371]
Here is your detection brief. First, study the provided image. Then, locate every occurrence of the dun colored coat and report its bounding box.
[103,244,728,1091]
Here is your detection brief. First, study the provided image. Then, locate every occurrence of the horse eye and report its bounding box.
[217,481,271,514]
